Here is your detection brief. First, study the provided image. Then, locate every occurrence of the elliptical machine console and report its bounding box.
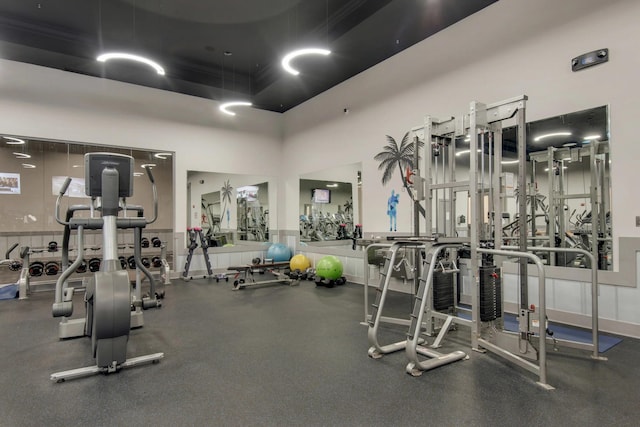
[50,152,163,382]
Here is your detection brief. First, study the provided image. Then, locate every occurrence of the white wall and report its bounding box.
[0,58,284,241]
[281,0,640,334]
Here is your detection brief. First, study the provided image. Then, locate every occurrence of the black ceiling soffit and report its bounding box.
[0,0,497,113]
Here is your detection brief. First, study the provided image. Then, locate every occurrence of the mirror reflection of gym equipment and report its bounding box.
[188,172,271,244]
[299,171,361,243]
[365,97,607,389]
[236,183,269,241]
[501,106,611,270]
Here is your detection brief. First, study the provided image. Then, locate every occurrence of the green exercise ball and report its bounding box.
[315,255,343,280]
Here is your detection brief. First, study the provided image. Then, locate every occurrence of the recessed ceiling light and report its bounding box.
[140,163,156,169]
[219,101,253,116]
[4,136,25,145]
[583,134,601,140]
[281,48,331,76]
[533,132,571,142]
[455,149,482,156]
[13,152,31,159]
[154,152,172,159]
[22,163,36,169]
[96,52,165,75]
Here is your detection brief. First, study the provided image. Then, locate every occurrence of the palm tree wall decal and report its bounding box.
[221,180,233,229]
[374,132,426,218]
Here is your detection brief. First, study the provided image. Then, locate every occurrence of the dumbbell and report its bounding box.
[141,237,150,248]
[151,237,162,248]
[151,256,162,268]
[128,256,137,269]
[45,261,60,276]
[88,258,101,272]
[141,257,151,268]
[9,260,22,271]
[76,261,88,274]
[48,241,58,252]
[119,256,127,270]
[29,261,45,277]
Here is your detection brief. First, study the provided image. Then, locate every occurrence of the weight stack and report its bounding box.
[479,266,502,321]
[432,270,454,311]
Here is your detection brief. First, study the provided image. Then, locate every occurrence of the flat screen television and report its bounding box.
[312,188,331,204]
[237,185,258,202]
[52,176,87,198]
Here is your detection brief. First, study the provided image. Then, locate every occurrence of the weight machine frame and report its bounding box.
[366,95,606,389]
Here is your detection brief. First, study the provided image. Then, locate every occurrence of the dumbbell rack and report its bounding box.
[13,241,172,300]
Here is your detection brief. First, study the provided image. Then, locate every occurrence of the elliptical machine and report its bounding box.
[51,153,163,382]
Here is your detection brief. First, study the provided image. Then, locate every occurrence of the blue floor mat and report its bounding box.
[0,283,19,300]
[456,309,622,353]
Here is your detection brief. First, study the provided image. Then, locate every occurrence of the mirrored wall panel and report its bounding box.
[187,171,273,244]
[450,106,610,270]
[299,163,361,244]
[0,136,174,233]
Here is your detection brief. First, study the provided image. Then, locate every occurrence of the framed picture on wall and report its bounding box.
[0,172,20,194]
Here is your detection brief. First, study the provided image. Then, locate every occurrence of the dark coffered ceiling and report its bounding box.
[0,0,497,112]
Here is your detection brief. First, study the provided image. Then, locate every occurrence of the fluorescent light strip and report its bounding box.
[13,152,31,159]
[219,101,252,116]
[140,163,156,169]
[154,152,172,159]
[533,132,571,142]
[281,48,331,76]
[97,52,165,75]
[326,183,338,188]
[544,166,568,172]
[4,136,25,145]
[133,172,144,177]
[22,163,36,169]
[583,134,601,140]
[501,160,519,165]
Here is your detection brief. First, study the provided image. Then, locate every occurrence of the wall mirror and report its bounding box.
[0,134,175,277]
[0,135,174,234]
[451,106,610,270]
[187,171,273,245]
[299,163,361,244]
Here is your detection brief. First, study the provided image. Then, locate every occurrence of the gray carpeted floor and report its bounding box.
[1,279,639,426]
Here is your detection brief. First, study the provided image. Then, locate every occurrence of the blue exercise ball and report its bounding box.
[266,243,291,262]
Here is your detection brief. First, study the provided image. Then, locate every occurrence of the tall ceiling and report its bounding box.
[0,0,497,113]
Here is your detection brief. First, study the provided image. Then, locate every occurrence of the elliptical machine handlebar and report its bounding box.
[55,177,74,226]
[5,243,18,260]
[143,165,158,225]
